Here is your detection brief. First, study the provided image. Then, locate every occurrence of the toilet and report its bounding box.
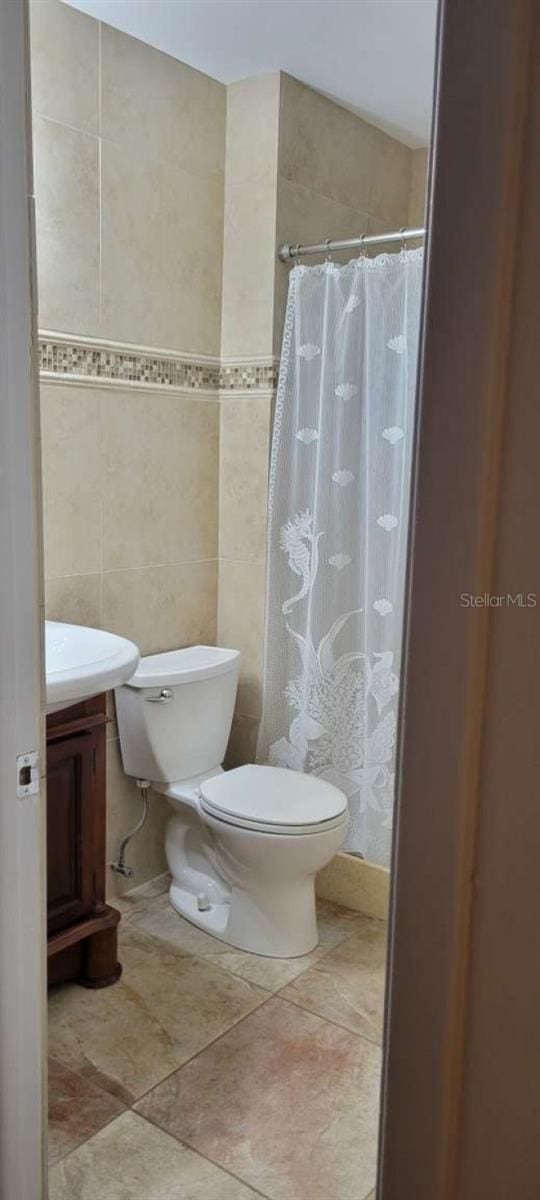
[115,645,348,957]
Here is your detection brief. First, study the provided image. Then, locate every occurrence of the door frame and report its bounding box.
[379,0,539,1196]
[1,0,539,1196]
[0,0,48,1196]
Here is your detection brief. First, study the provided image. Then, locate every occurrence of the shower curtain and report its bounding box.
[257,249,424,865]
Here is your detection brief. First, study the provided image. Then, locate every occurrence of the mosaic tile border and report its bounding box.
[39,338,219,390]
[219,362,279,391]
[38,336,279,394]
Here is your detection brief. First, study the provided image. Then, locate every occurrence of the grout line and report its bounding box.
[130,993,276,1110]
[132,1111,272,1200]
[272,992,384,1051]
[47,1101,130,1170]
[33,111,99,142]
[102,557,220,576]
[44,557,220,584]
[123,900,383,1050]
[218,557,267,566]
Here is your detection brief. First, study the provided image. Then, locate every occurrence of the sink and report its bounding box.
[45,621,140,714]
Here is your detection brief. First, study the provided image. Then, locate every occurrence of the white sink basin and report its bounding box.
[45,621,140,714]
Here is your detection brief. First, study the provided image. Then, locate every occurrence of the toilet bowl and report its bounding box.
[115,646,348,957]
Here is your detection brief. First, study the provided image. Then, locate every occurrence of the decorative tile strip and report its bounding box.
[38,338,220,391]
[38,337,280,394]
[219,362,279,391]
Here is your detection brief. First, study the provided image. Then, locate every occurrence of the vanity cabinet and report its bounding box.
[46,694,121,988]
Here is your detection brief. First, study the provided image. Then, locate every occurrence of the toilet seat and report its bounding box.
[199,763,348,835]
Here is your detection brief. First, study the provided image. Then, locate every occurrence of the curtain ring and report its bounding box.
[399,227,408,258]
[324,238,333,263]
[358,232,368,260]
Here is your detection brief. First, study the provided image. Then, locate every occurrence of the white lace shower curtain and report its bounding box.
[257,249,423,865]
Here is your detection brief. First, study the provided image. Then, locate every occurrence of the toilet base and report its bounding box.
[168,876,319,959]
[169,881,231,942]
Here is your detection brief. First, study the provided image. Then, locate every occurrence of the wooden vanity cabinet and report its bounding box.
[46,694,121,988]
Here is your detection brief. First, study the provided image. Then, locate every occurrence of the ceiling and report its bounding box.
[64,0,438,147]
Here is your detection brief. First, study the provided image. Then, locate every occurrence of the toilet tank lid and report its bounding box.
[124,645,240,688]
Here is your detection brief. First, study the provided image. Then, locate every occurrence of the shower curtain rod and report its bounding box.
[278,225,425,262]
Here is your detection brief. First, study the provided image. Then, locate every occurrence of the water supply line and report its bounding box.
[111,779,150,879]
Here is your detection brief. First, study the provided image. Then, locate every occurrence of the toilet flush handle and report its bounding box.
[144,688,173,703]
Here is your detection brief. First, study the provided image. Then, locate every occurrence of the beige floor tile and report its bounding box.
[279,917,387,1044]
[113,872,170,918]
[48,925,266,1104]
[47,1057,125,1165]
[126,891,366,992]
[136,996,381,1200]
[48,1110,261,1199]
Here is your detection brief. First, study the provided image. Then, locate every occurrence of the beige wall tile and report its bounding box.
[276,177,371,260]
[40,385,101,577]
[101,23,225,179]
[220,75,280,360]
[103,560,218,656]
[33,116,99,334]
[106,738,169,897]
[275,176,371,352]
[102,392,219,570]
[30,0,98,134]
[279,73,374,213]
[219,398,271,562]
[218,561,266,718]
[100,141,223,354]
[225,75,280,188]
[220,179,277,359]
[408,146,429,227]
[224,713,260,770]
[369,125,411,227]
[45,574,101,628]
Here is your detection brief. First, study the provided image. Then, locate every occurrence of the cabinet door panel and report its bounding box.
[46,731,97,934]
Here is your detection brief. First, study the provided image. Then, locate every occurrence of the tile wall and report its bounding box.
[32,0,225,892]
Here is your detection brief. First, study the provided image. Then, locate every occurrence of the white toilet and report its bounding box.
[115,645,348,958]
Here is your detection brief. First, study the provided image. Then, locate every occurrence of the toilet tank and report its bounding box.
[115,645,240,784]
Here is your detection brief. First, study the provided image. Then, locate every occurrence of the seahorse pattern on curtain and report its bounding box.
[256,249,423,865]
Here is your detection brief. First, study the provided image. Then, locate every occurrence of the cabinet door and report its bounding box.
[46,731,98,934]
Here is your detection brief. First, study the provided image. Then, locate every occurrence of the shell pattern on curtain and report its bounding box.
[256,249,424,865]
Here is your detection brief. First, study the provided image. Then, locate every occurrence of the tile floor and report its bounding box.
[48,874,386,1200]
